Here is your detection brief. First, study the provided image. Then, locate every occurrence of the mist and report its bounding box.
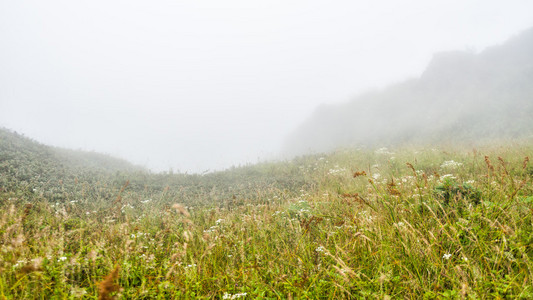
[1,1,532,172]
[283,27,533,156]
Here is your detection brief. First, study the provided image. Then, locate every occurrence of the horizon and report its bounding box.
[1,0,533,172]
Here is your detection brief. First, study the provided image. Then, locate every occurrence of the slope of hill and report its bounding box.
[283,27,533,156]
[0,127,146,195]
[1,137,532,298]
[0,127,310,203]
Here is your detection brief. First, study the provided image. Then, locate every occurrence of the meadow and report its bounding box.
[1,135,533,299]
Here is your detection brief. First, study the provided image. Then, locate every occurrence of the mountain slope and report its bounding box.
[0,127,144,193]
[283,27,533,156]
[0,127,311,203]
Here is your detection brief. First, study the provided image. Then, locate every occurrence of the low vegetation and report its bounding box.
[1,131,532,298]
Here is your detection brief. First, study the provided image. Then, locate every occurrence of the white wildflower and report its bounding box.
[328,165,346,175]
[315,246,326,253]
[440,160,463,169]
[223,292,247,299]
[375,147,393,155]
[70,286,87,297]
[443,253,452,260]
[13,260,26,268]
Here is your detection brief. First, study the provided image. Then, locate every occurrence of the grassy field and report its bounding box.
[1,133,533,298]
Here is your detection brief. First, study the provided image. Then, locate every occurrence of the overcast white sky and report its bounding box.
[1,0,532,172]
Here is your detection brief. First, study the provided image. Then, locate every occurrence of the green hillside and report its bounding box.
[1,129,533,298]
[0,127,310,205]
[0,127,144,197]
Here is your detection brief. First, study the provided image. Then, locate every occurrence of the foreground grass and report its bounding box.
[1,144,533,299]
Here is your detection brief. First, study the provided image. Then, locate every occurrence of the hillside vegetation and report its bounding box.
[284,27,533,156]
[1,129,533,298]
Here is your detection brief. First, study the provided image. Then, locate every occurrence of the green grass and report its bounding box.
[1,140,533,299]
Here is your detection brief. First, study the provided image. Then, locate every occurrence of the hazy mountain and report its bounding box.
[283,27,533,156]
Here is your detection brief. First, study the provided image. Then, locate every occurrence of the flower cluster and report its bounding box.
[223,292,247,299]
[440,160,463,169]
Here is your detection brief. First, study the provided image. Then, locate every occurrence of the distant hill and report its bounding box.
[0,127,144,193]
[0,127,310,203]
[283,27,533,156]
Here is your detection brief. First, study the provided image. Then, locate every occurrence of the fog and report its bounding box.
[1,1,532,172]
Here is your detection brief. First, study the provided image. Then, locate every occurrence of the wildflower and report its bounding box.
[440,160,463,169]
[440,174,456,180]
[141,199,152,204]
[223,292,247,299]
[328,166,346,174]
[315,246,326,253]
[203,226,218,233]
[375,147,393,155]
[70,286,87,297]
[13,260,26,268]
[58,256,67,262]
[215,219,224,225]
[462,257,468,262]
[443,253,452,260]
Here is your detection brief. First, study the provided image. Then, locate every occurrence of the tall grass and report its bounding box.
[1,144,532,298]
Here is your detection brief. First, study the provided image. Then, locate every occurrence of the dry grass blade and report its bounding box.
[172,203,190,217]
[98,266,120,300]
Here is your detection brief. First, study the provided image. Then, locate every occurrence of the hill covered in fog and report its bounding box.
[283,27,533,156]
[0,127,146,193]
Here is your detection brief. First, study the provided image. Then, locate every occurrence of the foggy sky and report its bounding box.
[1,0,532,172]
